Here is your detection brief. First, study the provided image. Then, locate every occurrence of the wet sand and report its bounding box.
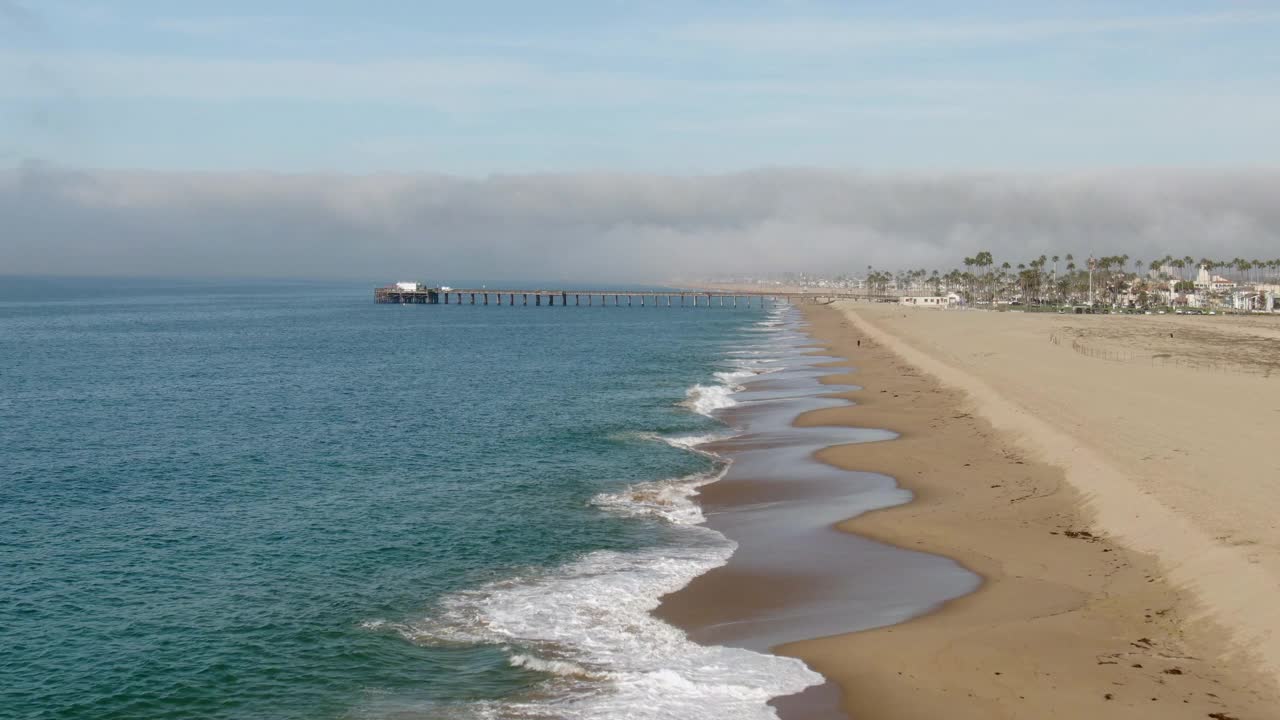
[661,304,1277,719]
[656,311,977,719]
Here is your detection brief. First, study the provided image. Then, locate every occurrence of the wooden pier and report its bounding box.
[375,286,876,307]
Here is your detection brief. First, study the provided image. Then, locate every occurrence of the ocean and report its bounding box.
[1,278,819,720]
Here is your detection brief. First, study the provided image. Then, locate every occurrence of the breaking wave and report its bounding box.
[360,306,820,719]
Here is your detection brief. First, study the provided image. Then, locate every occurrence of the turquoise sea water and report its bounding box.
[1,279,808,720]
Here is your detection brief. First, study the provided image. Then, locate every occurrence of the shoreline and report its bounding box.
[783,303,1277,718]
[837,303,1280,678]
[657,306,978,719]
[663,303,1276,719]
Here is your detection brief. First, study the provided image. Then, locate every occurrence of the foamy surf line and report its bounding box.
[358,309,821,719]
[363,485,820,719]
[683,332,789,417]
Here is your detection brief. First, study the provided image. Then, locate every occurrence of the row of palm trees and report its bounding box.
[863,252,1280,306]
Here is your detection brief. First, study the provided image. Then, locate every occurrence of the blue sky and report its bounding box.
[3,1,1279,173]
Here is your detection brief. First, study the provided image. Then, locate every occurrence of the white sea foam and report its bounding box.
[613,430,733,454]
[660,431,733,452]
[360,307,821,719]
[387,536,820,720]
[713,368,756,385]
[590,466,723,524]
[681,383,738,415]
[509,653,599,679]
[682,365,760,417]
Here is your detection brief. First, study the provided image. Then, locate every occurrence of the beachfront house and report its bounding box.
[1232,286,1280,312]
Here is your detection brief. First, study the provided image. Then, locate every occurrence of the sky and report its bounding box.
[2,1,1278,279]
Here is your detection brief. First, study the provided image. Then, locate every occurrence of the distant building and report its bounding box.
[1211,276,1236,292]
[900,293,959,308]
[1237,284,1280,312]
[1194,266,1235,293]
[395,281,422,291]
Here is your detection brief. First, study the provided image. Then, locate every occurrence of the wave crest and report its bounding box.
[385,544,819,719]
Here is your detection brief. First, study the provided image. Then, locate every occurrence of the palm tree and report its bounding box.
[1050,255,1060,302]
[1148,259,1165,305]
[1104,256,1122,306]
[974,251,994,303]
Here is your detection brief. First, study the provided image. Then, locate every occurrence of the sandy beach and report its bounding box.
[665,301,1280,719]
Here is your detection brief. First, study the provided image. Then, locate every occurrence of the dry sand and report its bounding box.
[775,304,1279,718]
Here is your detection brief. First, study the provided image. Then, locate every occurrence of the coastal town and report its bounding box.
[695,253,1280,313]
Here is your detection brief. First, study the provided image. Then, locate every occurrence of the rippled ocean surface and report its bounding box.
[1,278,813,720]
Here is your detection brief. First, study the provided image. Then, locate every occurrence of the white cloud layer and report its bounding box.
[4,165,1279,282]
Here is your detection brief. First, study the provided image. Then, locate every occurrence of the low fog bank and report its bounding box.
[4,165,1278,282]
